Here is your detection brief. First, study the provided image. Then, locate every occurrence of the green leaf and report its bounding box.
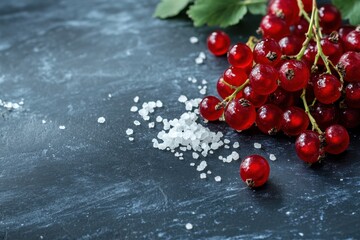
[154,0,191,19]
[332,0,360,25]
[187,0,267,28]
[248,3,266,15]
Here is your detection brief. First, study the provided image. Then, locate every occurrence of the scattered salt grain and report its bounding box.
[156,100,163,108]
[134,96,139,103]
[97,117,106,124]
[179,157,184,160]
[198,52,206,60]
[130,106,138,112]
[108,93,112,98]
[192,152,199,159]
[148,122,155,128]
[197,161,207,171]
[224,139,230,144]
[233,142,240,149]
[200,173,207,179]
[201,79,207,85]
[199,87,206,95]
[207,170,212,174]
[156,116,163,122]
[195,57,204,65]
[190,163,195,166]
[178,95,187,103]
[214,176,222,182]
[126,128,133,135]
[298,232,304,237]
[42,120,46,124]
[224,145,230,149]
[185,223,193,230]
[269,154,276,161]
[128,137,134,141]
[254,142,262,149]
[59,125,66,130]
[189,36,199,44]
[231,151,240,161]
[134,120,141,126]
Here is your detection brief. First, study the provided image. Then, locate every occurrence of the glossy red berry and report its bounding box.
[223,66,248,86]
[217,77,234,99]
[301,0,312,12]
[253,38,282,66]
[267,87,295,109]
[313,74,342,104]
[278,36,302,56]
[310,102,340,130]
[268,0,300,25]
[224,98,256,131]
[278,60,310,92]
[295,130,323,163]
[293,17,309,40]
[240,155,270,188]
[227,43,253,68]
[259,14,290,41]
[282,106,310,136]
[345,82,360,108]
[199,96,224,121]
[256,104,283,135]
[249,64,278,95]
[318,4,342,35]
[207,31,231,56]
[344,29,360,52]
[338,25,356,44]
[320,35,343,65]
[303,41,317,66]
[340,108,360,129]
[242,85,268,108]
[324,124,350,155]
[337,51,360,83]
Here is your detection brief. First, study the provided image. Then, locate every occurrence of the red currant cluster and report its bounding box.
[200,0,360,187]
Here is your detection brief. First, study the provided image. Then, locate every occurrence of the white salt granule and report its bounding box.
[156,100,163,108]
[179,157,184,160]
[192,152,199,159]
[231,151,240,161]
[195,57,204,65]
[233,142,240,149]
[128,137,134,141]
[269,154,276,161]
[199,87,206,95]
[224,145,230,149]
[299,233,304,237]
[185,223,193,230]
[214,176,222,182]
[207,170,212,174]
[189,36,199,44]
[190,163,195,166]
[200,173,207,179]
[196,161,207,171]
[134,120,141,126]
[42,120,46,124]
[198,52,206,60]
[97,117,106,124]
[59,125,66,130]
[224,139,230,144]
[134,96,139,103]
[156,116,163,122]
[126,128,133,135]
[108,93,112,98]
[130,106,138,112]
[201,79,207,85]
[148,122,155,128]
[254,142,262,149]
[178,95,187,103]
[191,78,197,83]
[143,116,150,121]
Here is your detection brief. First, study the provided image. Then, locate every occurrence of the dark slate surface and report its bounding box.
[1,0,359,239]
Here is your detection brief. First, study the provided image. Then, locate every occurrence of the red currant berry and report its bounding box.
[268,0,300,25]
[278,36,302,56]
[324,124,350,155]
[240,155,270,188]
[278,60,310,92]
[224,98,256,131]
[242,85,268,108]
[217,77,234,99]
[223,66,248,86]
[337,51,360,83]
[313,74,342,104]
[282,106,310,136]
[318,4,342,35]
[253,38,282,66]
[345,82,360,108]
[320,35,343,65]
[249,64,279,95]
[227,43,253,68]
[259,14,290,41]
[293,17,309,41]
[338,25,356,44]
[340,108,360,129]
[207,31,231,56]
[301,0,312,12]
[344,28,360,52]
[295,130,323,163]
[310,102,340,130]
[199,96,224,121]
[267,87,295,109]
[256,104,283,135]
[303,41,317,67]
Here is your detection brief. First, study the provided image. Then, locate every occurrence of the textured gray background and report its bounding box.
[0,0,359,239]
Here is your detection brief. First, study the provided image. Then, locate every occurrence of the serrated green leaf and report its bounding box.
[248,3,266,15]
[154,0,191,19]
[332,0,360,25]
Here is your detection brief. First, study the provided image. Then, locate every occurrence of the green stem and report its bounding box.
[301,88,323,134]
[225,79,250,102]
[296,1,316,60]
[296,0,311,22]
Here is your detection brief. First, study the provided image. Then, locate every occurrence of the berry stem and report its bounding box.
[296,0,311,22]
[296,1,316,60]
[226,79,250,102]
[300,88,323,134]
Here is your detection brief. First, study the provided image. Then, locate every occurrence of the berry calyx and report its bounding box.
[240,155,270,188]
[278,60,310,92]
[253,38,282,66]
[224,98,256,131]
[207,31,231,56]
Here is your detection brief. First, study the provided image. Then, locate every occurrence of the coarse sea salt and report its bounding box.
[200,173,207,179]
[97,117,106,124]
[185,223,193,230]
[269,154,276,161]
[59,125,66,130]
[214,176,222,182]
[189,36,199,44]
[254,142,262,149]
[126,128,133,135]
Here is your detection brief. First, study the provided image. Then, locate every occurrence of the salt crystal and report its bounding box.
[214,176,222,182]
[134,120,141,126]
[269,154,276,161]
[231,151,240,161]
[299,233,304,237]
[195,57,203,65]
[189,36,199,44]
[199,88,206,95]
[224,139,230,144]
[156,116,163,122]
[156,100,163,108]
[148,122,155,128]
[59,125,65,130]
[202,79,207,85]
[207,170,212,174]
[185,223,193,230]
[192,152,199,159]
[126,128,133,135]
[200,173,206,179]
[134,96,139,103]
[97,117,106,124]
[191,78,197,83]
[179,157,184,160]
[224,145,230,149]
[254,142,262,149]
[108,93,112,98]
[128,137,134,141]
[233,142,240,148]
[130,106,138,112]
[42,120,46,124]
[196,161,207,171]
[190,163,195,166]
[178,95,187,103]
[198,52,206,59]
[143,116,150,121]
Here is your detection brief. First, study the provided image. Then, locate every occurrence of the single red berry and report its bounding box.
[338,25,356,44]
[267,87,295,109]
[259,14,290,41]
[295,130,323,163]
[256,104,283,135]
[310,102,340,130]
[324,124,350,155]
[320,34,343,65]
[340,108,360,129]
[249,64,278,95]
[318,4,342,35]
[268,0,300,25]
[242,85,268,108]
[278,36,302,56]
[278,60,310,92]
[293,17,309,41]
[253,38,282,66]
[313,74,342,104]
[301,0,312,12]
[337,51,360,83]
[345,82,360,108]
[199,96,224,121]
[282,106,310,136]
[217,77,234,99]
[227,43,253,68]
[303,41,317,67]
[240,155,270,188]
[223,66,248,86]
[224,98,256,131]
[207,31,231,56]
[344,28,360,52]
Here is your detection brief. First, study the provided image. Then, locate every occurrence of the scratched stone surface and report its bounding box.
[0,0,359,239]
